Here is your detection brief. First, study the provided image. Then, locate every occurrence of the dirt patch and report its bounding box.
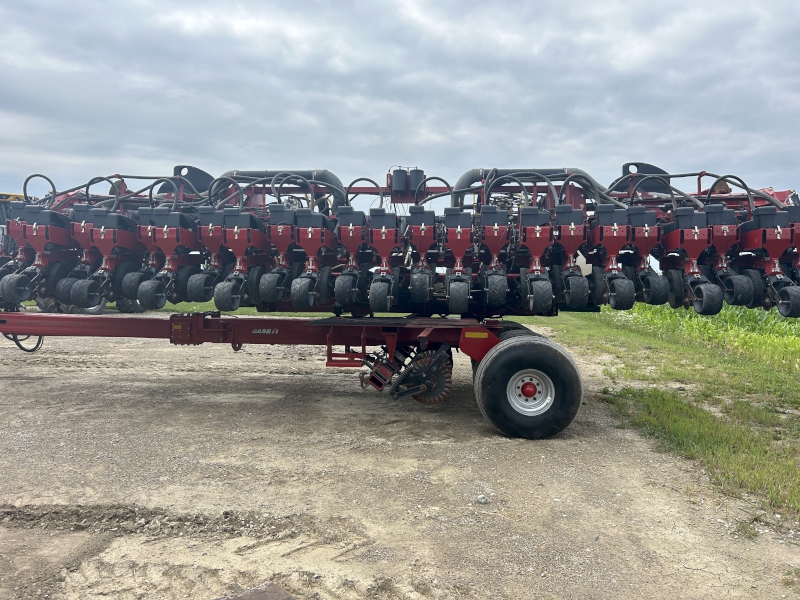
[0,326,798,599]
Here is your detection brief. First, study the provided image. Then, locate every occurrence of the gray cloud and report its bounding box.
[1,0,799,197]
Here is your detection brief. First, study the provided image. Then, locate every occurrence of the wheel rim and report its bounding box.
[506,368,556,416]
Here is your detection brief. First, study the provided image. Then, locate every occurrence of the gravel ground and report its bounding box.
[0,320,797,599]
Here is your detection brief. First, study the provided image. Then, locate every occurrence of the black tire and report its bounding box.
[115,297,146,314]
[642,274,669,305]
[260,272,285,303]
[589,266,607,306]
[186,273,215,302]
[71,278,103,308]
[316,265,332,305]
[176,265,202,303]
[448,280,470,314]
[723,274,754,307]
[693,283,723,316]
[55,277,80,305]
[486,274,507,307]
[563,275,589,309]
[528,280,553,313]
[1,274,32,303]
[369,280,391,313]
[214,281,241,312]
[291,277,315,309]
[409,271,431,304]
[666,269,685,309]
[550,264,565,304]
[45,261,74,295]
[474,336,583,439]
[121,271,148,300]
[334,274,357,305]
[138,279,167,310]
[777,285,800,318]
[743,269,764,309]
[113,261,141,294]
[608,277,635,310]
[246,266,266,304]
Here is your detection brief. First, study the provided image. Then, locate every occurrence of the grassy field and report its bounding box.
[512,306,800,516]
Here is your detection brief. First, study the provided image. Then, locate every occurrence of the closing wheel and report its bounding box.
[448,280,470,314]
[608,278,635,310]
[55,277,80,305]
[409,271,431,304]
[138,279,168,310]
[643,274,669,305]
[214,281,242,312]
[777,285,800,318]
[474,336,583,439]
[186,273,215,302]
[666,269,685,309]
[35,297,62,313]
[121,271,148,300]
[723,274,754,306]
[563,275,589,309]
[743,269,764,309]
[369,280,391,313]
[334,274,357,305]
[486,274,507,307]
[290,277,315,309]
[260,272,285,303]
[528,280,553,313]
[408,350,453,405]
[693,283,723,315]
[1,274,32,303]
[115,297,146,313]
[70,278,103,308]
[589,266,607,306]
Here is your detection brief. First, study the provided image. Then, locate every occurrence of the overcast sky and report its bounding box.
[1,0,799,198]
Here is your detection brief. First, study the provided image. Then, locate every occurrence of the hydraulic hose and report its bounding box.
[225,169,348,209]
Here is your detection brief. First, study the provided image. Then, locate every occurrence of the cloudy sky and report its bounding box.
[1,0,799,198]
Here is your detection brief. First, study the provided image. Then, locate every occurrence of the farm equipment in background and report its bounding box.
[2,161,798,440]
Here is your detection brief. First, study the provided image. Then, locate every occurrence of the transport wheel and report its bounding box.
[176,265,202,303]
[214,281,241,312]
[70,278,103,308]
[246,266,265,304]
[186,273,215,302]
[138,279,168,310]
[471,324,544,376]
[369,280,391,313]
[409,271,431,304]
[723,274,754,307]
[777,286,800,318]
[693,283,723,315]
[1,274,32,303]
[563,276,589,309]
[474,335,583,439]
[115,297,146,314]
[45,261,73,295]
[448,280,470,314]
[334,274,357,305]
[528,280,553,313]
[608,278,635,310]
[643,274,669,305]
[121,271,148,300]
[291,277,315,309]
[114,261,141,294]
[743,269,765,309]
[666,269,684,309]
[589,266,607,306]
[486,274,507,307]
[260,272,285,303]
[55,277,80,305]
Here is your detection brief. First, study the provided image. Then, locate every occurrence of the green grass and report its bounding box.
[511,307,800,516]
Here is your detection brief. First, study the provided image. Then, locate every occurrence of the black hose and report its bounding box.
[485,175,531,207]
[704,175,755,215]
[209,177,245,209]
[85,177,120,208]
[414,177,453,206]
[507,171,560,208]
[346,178,384,209]
[277,174,315,207]
[629,176,677,211]
[148,178,181,210]
[23,174,57,206]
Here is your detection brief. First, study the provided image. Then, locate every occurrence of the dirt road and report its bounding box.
[0,322,797,599]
